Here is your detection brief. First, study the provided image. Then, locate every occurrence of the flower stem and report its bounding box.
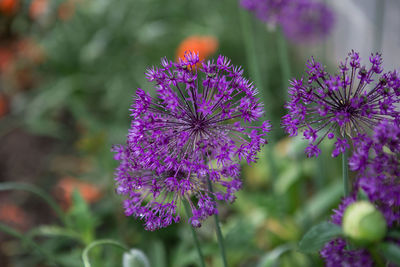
[342,149,350,197]
[277,27,291,100]
[183,201,206,267]
[207,179,228,267]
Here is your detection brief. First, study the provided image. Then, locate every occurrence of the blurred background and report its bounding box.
[0,0,398,266]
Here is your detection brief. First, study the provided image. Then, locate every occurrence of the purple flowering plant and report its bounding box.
[320,120,400,266]
[112,52,271,230]
[240,0,334,43]
[282,51,400,157]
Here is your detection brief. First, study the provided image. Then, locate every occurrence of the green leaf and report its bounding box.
[298,222,342,253]
[0,222,58,264]
[296,181,342,225]
[123,249,150,267]
[378,242,400,265]
[257,244,294,267]
[82,239,129,267]
[28,225,82,243]
[387,230,400,240]
[68,190,97,245]
[0,182,66,224]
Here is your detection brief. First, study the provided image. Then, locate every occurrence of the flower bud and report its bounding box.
[342,201,386,243]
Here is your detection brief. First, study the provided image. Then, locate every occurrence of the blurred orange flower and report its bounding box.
[0,93,9,118]
[58,0,77,21]
[29,0,49,19]
[176,35,218,66]
[54,177,102,210]
[17,38,46,64]
[0,204,29,230]
[0,0,18,16]
[0,45,14,72]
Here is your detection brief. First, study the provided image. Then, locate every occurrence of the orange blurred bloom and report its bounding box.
[0,46,14,72]
[29,0,49,19]
[0,93,9,118]
[16,38,46,64]
[0,204,29,230]
[176,35,218,65]
[54,177,102,210]
[0,0,18,15]
[58,0,76,21]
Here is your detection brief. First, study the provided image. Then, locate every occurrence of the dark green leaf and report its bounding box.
[378,242,400,265]
[298,222,342,253]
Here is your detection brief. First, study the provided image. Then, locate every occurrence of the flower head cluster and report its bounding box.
[279,0,334,43]
[351,120,400,226]
[320,238,373,267]
[113,53,270,230]
[282,51,400,157]
[240,0,291,26]
[240,0,334,43]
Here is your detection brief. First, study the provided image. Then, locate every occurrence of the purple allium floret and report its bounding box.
[320,238,373,267]
[113,52,270,230]
[282,50,400,157]
[240,0,334,43]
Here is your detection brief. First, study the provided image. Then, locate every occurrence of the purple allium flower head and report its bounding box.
[240,0,291,27]
[279,0,334,43]
[282,51,400,157]
[112,52,270,230]
[350,120,400,226]
[240,0,335,43]
[320,238,373,267]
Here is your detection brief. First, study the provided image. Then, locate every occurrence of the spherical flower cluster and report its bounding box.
[279,0,334,43]
[240,0,334,43]
[282,51,400,157]
[240,0,291,26]
[113,52,270,230]
[350,120,400,226]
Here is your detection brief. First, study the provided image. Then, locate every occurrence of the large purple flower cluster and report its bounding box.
[282,51,400,157]
[240,0,334,43]
[113,53,270,230]
[321,120,400,265]
[351,120,400,226]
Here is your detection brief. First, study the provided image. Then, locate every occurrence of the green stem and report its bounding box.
[0,222,58,266]
[183,201,206,267]
[342,149,349,197]
[239,8,278,181]
[82,239,129,267]
[0,182,66,225]
[277,28,291,100]
[207,179,228,267]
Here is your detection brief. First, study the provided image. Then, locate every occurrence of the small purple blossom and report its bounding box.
[240,0,335,42]
[113,53,270,230]
[320,238,373,267]
[282,51,400,157]
[330,196,355,225]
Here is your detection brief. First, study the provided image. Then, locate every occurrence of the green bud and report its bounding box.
[343,201,387,244]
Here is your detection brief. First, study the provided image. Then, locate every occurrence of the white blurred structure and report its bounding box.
[329,0,399,70]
